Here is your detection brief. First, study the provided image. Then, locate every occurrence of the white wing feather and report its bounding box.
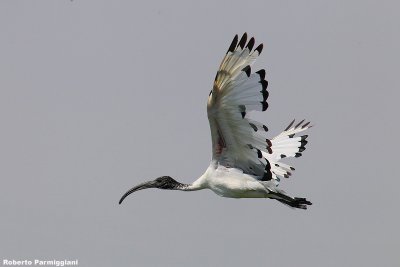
[207,33,311,185]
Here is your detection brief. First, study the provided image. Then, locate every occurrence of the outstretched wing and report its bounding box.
[207,33,273,180]
[265,119,311,183]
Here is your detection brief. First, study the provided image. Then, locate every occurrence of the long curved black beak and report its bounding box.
[119,181,155,204]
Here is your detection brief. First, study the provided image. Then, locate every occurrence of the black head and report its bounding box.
[153,176,180,189]
[119,176,181,204]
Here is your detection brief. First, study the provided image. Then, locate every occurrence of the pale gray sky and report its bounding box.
[1,1,399,266]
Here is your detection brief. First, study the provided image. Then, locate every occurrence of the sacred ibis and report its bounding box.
[119,33,313,209]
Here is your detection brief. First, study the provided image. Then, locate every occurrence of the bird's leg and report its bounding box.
[269,191,312,210]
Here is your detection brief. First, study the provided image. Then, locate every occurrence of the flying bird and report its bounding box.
[119,33,312,209]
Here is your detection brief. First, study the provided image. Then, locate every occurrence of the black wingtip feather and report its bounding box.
[255,43,263,54]
[242,65,251,77]
[246,37,255,51]
[295,119,305,129]
[262,161,272,181]
[249,123,258,132]
[260,80,268,90]
[257,149,262,158]
[238,33,247,49]
[227,34,238,53]
[265,139,272,147]
[284,119,295,131]
[256,69,266,80]
[261,101,268,111]
[262,90,269,101]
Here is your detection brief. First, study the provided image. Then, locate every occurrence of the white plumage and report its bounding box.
[120,33,313,209]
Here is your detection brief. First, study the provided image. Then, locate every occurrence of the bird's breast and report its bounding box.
[206,167,268,198]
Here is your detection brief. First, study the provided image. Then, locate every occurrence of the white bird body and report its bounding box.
[191,162,274,199]
[119,33,313,209]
